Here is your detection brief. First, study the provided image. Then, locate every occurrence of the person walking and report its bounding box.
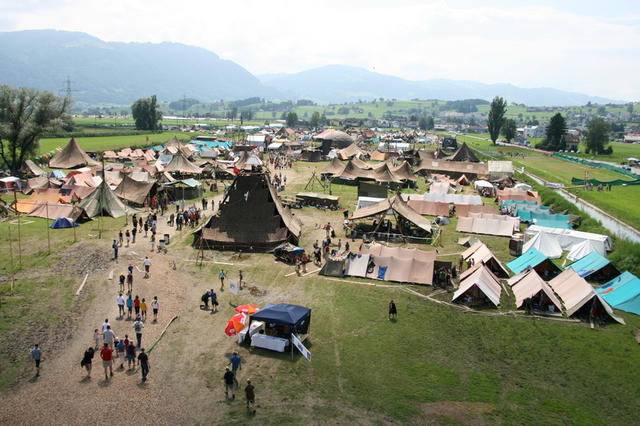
[125,340,136,370]
[230,351,242,386]
[116,339,126,369]
[245,380,256,415]
[103,325,115,348]
[201,290,210,310]
[223,367,235,400]
[151,297,159,322]
[210,290,218,313]
[143,257,151,278]
[125,229,131,247]
[112,240,119,261]
[134,295,141,316]
[132,227,137,244]
[118,273,125,292]
[133,317,144,348]
[388,300,397,320]
[219,269,226,291]
[100,343,114,380]
[127,271,133,292]
[102,318,111,332]
[118,231,123,247]
[93,328,101,349]
[144,221,149,237]
[31,344,42,377]
[138,348,150,382]
[81,347,94,378]
[238,270,244,290]
[117,293,125,317]
[140,298,148,321]
[126,293,133,319]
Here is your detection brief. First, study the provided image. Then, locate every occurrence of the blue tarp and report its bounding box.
[566,251,611,278]
[500,200,539,209]
[597,271,640,315]
[506,248,549,274]
[50,170,66,179]
[151,145,165,152]
[50,217,78,229]
[533,219,572,229]
[251,304,311,331]
[191,141,232,151]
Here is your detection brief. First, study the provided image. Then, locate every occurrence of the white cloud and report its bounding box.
[1,0,639,100]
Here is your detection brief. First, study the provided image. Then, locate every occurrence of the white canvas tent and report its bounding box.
[566,239,606,261]
[526,225,612,255]
[522,231,564,259]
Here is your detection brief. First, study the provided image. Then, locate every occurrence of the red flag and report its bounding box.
[233,166,240,175]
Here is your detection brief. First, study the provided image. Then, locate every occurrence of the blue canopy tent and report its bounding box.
[597,272,640,315]
[566,251,619,283]
[506,248,561,279]
[50,216,78,229]
[248,304,312,348]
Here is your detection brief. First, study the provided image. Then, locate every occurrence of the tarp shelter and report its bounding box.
[13,188,67,213]
[24,176,59,194]
[566,252,619,283]
[461,242,510,278]
[416,159,488,179]
[455,204,498,217]
[350,194,432,233]
[78,181,138,218]
[338,143,366,160]
[597,272,640,315]
[250,304,311,336]
[50,170,66,179]
[49,138,96,169]
[488,161,514,179]
[28,202,87,222]
[407,200,450,216]
[347,244,437,285]
[496,188,541,204]
[113,175,155,205]
[548,269,624,323]
[456,215,516,237]
[468,212,520,232]
[163,152,202,174]
[164,178,203,200]
[319,258,348,277]
[194,173,302,251]
[447,143,479,162]
[429,182,454,194]
[50,216,78,229]
[419,193,483,205]
[526,225,612,255]
[567,239,605,261]
[22,160,46,177]
[507,269,563,312]
[452,265,501,306]
[506,248,561,278]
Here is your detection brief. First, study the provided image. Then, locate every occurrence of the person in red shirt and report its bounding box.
[134,295,141,316]
[100,343,114,380]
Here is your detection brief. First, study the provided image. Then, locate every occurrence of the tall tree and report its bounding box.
[310,111,321,128]
[131,95,162,131]
[286,112,298,127]
[585,118,611,155]
[487,96,507,144]
[501,118,517,142]
[540,113,567,151]
[0,86,70,174]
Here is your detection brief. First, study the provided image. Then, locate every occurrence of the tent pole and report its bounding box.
[13,187,22,268]
[8,225,15,293]
[45,202,51,252]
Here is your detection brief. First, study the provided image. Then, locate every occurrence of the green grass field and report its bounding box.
[38,131,197,154]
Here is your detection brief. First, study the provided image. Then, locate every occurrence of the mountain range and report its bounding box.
[0,30,620,106]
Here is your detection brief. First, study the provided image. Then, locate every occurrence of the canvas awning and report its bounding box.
[350,194,432,233]
[113,175,155,205]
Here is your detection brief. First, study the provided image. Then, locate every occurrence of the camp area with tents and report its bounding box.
[1,130,640,425]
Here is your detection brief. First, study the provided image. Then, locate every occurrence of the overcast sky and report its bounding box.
[1,0,639,100]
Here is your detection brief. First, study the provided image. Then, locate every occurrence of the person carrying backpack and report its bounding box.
[201,291,210,310]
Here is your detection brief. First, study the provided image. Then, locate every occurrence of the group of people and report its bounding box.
[171,206,202,230]
[269,154,292,170]
[223,352,256,414]
[271,172,287,191]
[112,214,159,261]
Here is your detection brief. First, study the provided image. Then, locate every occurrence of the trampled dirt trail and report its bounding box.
[0,197,230,425]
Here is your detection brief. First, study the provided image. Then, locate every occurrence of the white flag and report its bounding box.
[229,280,240,295]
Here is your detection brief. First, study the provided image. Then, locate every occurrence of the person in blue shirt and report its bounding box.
[219,269,226,291]
[230,351,242,380]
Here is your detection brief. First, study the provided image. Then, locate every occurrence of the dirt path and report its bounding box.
[0,196,227,425]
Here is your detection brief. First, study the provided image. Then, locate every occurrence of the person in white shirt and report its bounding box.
[143,257,151,278]
[151,297,159,322]
[117,293,125,317]
[101,319,111,333]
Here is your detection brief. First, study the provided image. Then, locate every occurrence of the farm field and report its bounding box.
[1,161,640,424]
[38,131,199,154]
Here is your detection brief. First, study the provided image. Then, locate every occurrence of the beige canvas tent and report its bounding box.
[452,265,502,306]
[455,204,498,217]
[27,202,86,221]
[456,216,516,237]
[446,143,480,162]
[338,143,366,160]
[22,160,46,177]
[507,269,563,312]
[548,269,624,323]
[461,242,510,278]
[113,175,155,205]
[163,152,202,174]
[391,161,417,181]
[416,159,488,179]
[351,194,432,233]
[346,244,437,285]
[406,200,450,216]
[49,138,96,169]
